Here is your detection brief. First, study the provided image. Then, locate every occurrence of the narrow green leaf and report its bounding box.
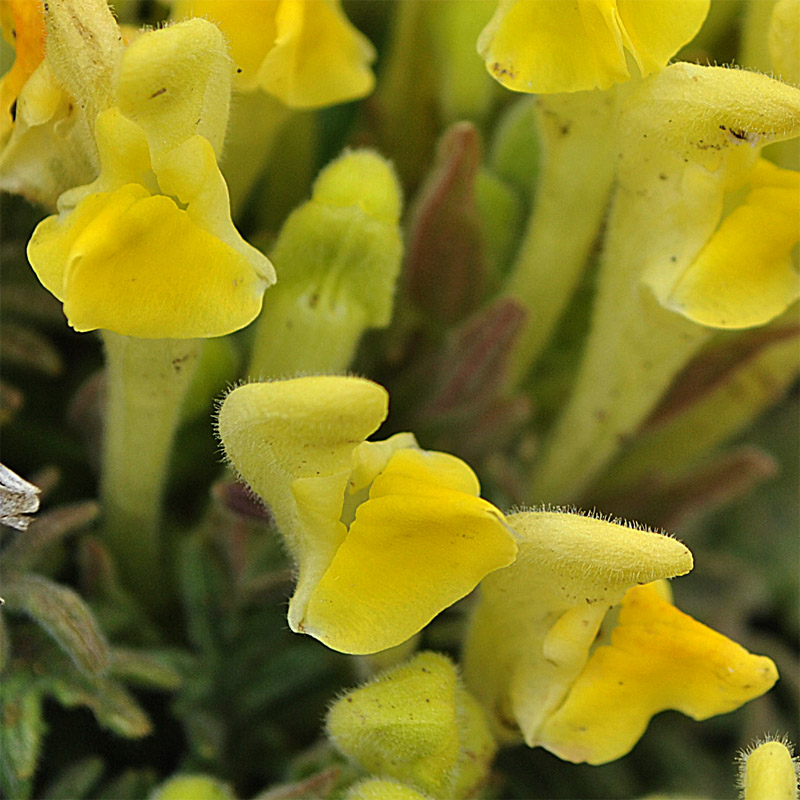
[177,536,223,660]
[3,573,109,676]
[109,648,186,691]
[0,322,62,376]
[596,322,800,494]
[47,674,152,739]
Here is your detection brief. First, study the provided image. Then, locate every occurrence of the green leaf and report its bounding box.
[2,573,109,676]
[0,610,11,672]
[108,647,186,691]
[0,322,62,376]
[47,673,152,739]
[596,322,800,495]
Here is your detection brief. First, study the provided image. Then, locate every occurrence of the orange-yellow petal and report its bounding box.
[538,583,779,764]
[0,0,46,137]
[463,510,693,744]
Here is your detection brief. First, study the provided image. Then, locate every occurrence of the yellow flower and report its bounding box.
[478,0,710,94]
[172,0,375,108]
[526,62,800,503]
[26,19,274,338]
[463,510,777,764]
[539,583,778,764]
[216,376,518,655]
[617,63,800,330]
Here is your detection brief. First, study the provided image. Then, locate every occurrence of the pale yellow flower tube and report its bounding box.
[502,87,618,385]
[530,63,800,503]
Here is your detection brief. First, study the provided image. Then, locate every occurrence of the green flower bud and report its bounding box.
[249,149,403,378]
[327,652,497,799]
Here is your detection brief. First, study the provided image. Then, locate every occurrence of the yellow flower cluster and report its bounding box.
[1,0,796,793]
[219,375,779,765]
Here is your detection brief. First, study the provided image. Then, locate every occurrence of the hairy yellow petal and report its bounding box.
[27,103,273,338]
[115,17,232,157]
[742,740,798,800]
[538,583,779,764]
[171,0,280,91]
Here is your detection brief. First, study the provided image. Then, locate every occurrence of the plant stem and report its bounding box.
[101,331,203,602]
[503,89,618,389]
